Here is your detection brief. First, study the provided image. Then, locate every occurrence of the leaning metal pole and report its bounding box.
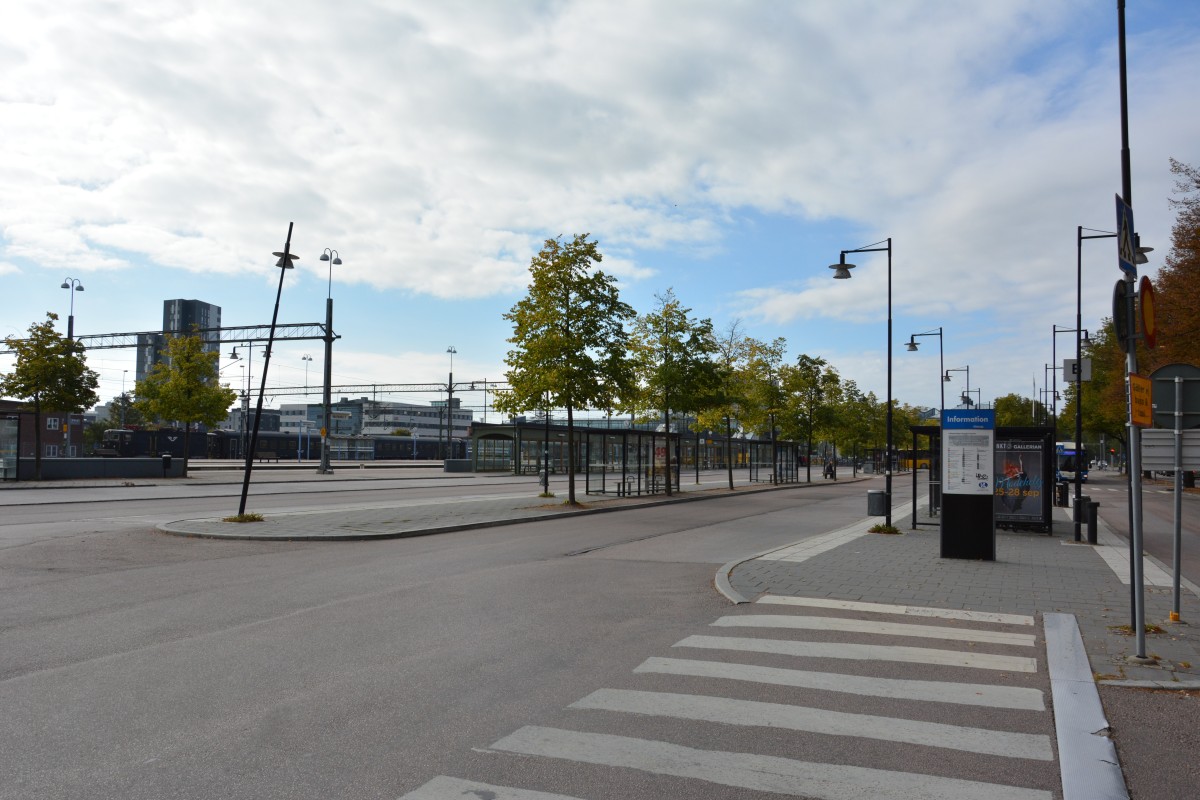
[239,223,296,516]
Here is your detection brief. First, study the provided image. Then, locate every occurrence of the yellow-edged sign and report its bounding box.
[1130,372,1153,427]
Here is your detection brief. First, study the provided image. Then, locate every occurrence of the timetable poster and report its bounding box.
[994,439,1046,522]
[941,410,995,495]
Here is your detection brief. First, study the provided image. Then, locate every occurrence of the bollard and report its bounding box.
[161,452,172,478]
[1086,501,1099,545]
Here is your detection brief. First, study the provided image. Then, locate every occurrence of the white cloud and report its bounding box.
[2,0,1198,407]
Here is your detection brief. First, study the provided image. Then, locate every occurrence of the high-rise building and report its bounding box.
[136,299,222,383]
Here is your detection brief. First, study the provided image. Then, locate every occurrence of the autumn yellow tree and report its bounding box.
[1148,158,1200,369]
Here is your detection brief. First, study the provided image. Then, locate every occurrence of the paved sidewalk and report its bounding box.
[723,502,1200,688]
[158,472,852,540]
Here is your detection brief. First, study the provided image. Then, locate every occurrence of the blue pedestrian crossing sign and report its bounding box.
[1116,194,1137,277]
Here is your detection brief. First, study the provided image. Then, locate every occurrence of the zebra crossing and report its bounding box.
[399,595,1061,799]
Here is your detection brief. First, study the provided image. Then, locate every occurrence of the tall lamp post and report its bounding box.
[831,238,893,527]
[120,369,128,427]
[906,328,944,526]
[60,277,84,339]
[944,366,970,407]
[317,248,342,475]
[905,328,944,417]
[445,346,457,460]
[237,224,298,517]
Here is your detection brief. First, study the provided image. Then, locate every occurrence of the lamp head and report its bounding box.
[61,281,69,289]
[905,338,919,352]
[273,251,298,268]
[829,253,855,280]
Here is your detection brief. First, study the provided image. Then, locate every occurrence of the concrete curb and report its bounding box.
[159,477,872,541]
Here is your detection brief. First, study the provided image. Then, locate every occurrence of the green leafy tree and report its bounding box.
[695,321,754,489]
[134,334,237,477]
[494,234,636,504]
[629,289,720,495]
[782,354,842,481]
[1064,322,1128,462]
[993,393,1038,427]
[108,392,145,429]
[1,312,100,478]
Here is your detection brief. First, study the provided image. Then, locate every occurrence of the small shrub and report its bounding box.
[223,512,264,523]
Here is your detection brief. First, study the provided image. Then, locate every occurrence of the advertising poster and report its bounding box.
[941,410,995,495]
[994,439,1045,523]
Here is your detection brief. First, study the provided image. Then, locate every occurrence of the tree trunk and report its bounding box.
[663,404,672,496]
[725,415,734,490]
[33,395,43,481]
[182,423,191,478]
[566,404,576,504]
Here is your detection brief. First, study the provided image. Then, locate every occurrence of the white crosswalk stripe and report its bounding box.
[676,633,1039,671]
[487,726,1053,800]
[755,594,1036,626]
[710,613,1037,646]
[633,655,1046,709]
[569,688,1052,759]
[401,594,1058,799]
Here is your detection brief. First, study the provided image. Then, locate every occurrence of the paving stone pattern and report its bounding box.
[729,508,1200,686]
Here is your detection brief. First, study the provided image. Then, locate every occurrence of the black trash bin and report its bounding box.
[867,490,888,516]
[1055,482,1069,507]
[1086,500,1100,544]
[161,453,172,477]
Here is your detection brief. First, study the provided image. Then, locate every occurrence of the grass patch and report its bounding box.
[868,524,902,535]
[222,513,264,523]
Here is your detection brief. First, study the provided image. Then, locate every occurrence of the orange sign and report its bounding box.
[1139,276,1157,349]
[1129,373,1153,427]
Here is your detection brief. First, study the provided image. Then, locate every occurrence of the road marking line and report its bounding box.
[754,499,917,564]
[1094,528,1175,586]
[634,656,1045,710]
[488,726,1054,800]
[398,775,585,799]
[756,595,1035,626]
[712,614,1036,647]
[675,634,1039,672]
[570,688,1052,760]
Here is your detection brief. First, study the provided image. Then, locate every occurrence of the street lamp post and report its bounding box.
[831,238,893,526]
[446,346,457,460]
[907,328,944,528]
[238,224,298,517]
[944,366,970,407]
[905,328,945,417]
[317,248,342,475]
[58,277,86,456]
[120,369,128,427]
[302,354,312,392]
[60,277,84,339]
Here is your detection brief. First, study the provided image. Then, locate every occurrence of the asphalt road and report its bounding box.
[1086,468,1200,585]
[2,476,885,800]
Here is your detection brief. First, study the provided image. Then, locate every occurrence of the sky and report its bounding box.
[3,0,1199,421]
